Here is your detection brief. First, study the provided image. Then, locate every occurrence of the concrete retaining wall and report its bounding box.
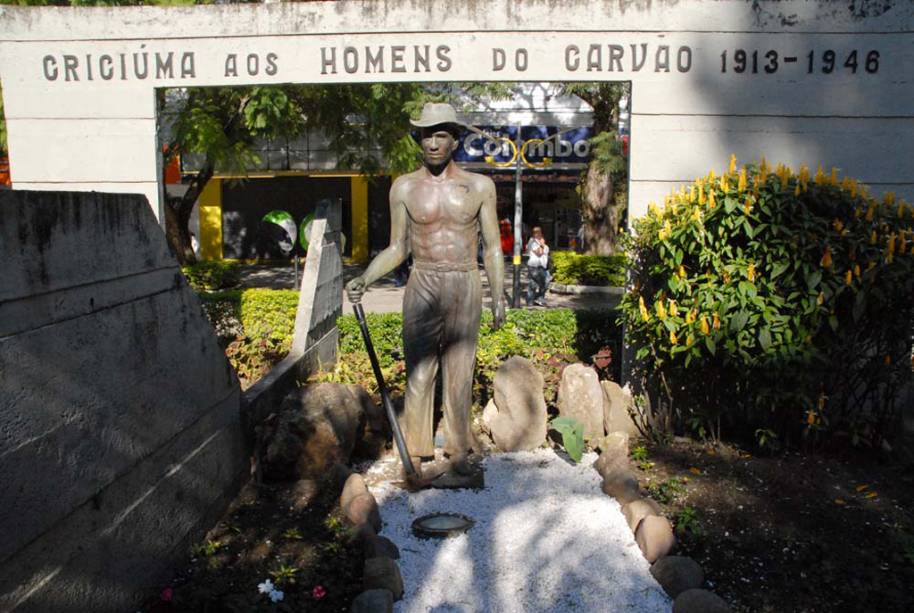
[0,191,245,612]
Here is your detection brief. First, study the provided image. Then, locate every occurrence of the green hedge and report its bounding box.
[551,251,626,286]
[199,288,298,386]
[182,261,241,291]
[332,308,621,407]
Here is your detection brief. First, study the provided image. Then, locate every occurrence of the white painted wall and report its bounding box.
[1,0,912,224]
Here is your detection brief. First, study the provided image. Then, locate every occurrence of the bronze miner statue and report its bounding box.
[346,102,505,479]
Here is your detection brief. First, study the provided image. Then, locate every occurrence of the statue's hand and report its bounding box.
[491,299,506,330]
[346,276,367,303]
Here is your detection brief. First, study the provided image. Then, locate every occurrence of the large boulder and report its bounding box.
[483,357,548,451]
[262,383,367,480]
[673,589,731,613]
[650,556,705,599]
[622,497,662,532]
[593,431,631,478]
[601,381,641,437]
[557,364,604,440]
[601,468,641,504]
[635,515,676,563]
[364,557,404,601]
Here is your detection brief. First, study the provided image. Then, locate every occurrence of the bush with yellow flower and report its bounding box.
[619,156,914,448]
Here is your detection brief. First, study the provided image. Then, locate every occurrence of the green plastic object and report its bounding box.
[299,213,315,250]
[261,210,297,254]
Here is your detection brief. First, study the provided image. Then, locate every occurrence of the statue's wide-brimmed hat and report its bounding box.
[409,102,487,138]
[409,102,464,129]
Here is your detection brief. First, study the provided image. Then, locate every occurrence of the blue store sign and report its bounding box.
[455,125,592,166]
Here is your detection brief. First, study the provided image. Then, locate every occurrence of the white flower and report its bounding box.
[269,589,285,603]
[257,579,274,594]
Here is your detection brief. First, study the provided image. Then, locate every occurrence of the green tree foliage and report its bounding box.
[559,83,629,255]
[619,157,914,448]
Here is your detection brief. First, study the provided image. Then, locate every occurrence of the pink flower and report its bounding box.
[160,587,174,603]
[312,585,327,600]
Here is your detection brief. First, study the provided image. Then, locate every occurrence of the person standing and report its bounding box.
[345,103,505,477]
[526,226,550,306]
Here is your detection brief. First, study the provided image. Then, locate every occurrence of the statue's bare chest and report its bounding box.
[405,180,480,226]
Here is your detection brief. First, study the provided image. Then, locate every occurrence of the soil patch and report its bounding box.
[638,438,914,612]
[139,478,362,612]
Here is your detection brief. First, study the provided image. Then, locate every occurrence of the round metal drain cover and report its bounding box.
[412,513,475,538]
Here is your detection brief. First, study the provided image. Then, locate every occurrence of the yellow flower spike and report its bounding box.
[865,202,876,222]
[900,233,908,254]
[884,191,896,206]
[720,174,729,192]
[655,300,667,319]
[690,185,697,202]
[887,233,896,256]
[712,312,721,330]
[639,296,649,321]
[854,264,861,278]
[669,300,678,317]
[841,176,851,191]
[708,169,716,182]
[850,180,857,199]
[744,197,753,215]
[677,264,687,279]
[747,262,756,283]
[817,291,825,306]
[830,167,839,185]
[728,154,737,174]
[698,184,706,205]
[780,170,789,191]
[815,165,825,185]
[870,229,878,244]
[686,334,695,347]
[686,310,697,324]
[820,247,833,269]
[692,207,702,223]
[670,330,678,345]
[832,218,844,232]
[794,182,801,197]
[722,270,731,284]
[845,270,853,285]
[799,165,810,184]
[898,203,905,219]
[738,168,747,192]
[709,189,716,208]
[700,316,710,335]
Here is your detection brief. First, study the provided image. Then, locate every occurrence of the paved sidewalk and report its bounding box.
[239,262,618,314]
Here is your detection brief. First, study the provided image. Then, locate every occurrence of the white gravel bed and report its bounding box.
[368,449,672,613]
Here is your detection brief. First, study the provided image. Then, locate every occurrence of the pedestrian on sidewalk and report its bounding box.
[525,226,550,306]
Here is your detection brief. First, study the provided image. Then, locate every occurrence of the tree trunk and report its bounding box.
[580,162,625,255]
[164,163,214,265]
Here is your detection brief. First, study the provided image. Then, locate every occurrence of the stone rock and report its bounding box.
[263,383,366,480]
[351,589,394,613]
[349,384,386,435]
[363,533,400,560]
[673,589,731,613]
[601,380,641,437]
[344,493,382,532]
[601,468,641,504]
[340,473,369,510]
[651,556,705,599]
[622,497,662,533]
[290,479,318,512]
[593,431,630,478]
[363,557,404,601]
[635,515,676,563]
[484,357,548,452]
[557,364,605,439]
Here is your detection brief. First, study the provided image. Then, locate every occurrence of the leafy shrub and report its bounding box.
[182,261,241,291]
[551,251,626,286]
[619,157,914,448]
[199,288,298,387]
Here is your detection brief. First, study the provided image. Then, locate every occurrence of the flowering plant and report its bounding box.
[620,156,914,447]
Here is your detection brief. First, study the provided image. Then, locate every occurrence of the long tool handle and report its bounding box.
[353,302,418,478]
